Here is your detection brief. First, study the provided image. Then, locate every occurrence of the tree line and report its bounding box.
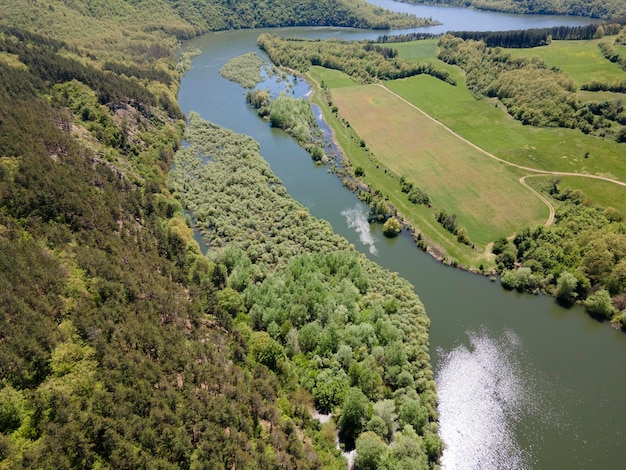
[395,0,626,20]
[437,34,626,141]
[449,23,623,48]
[493,183,626,328]
[258,33,455,85]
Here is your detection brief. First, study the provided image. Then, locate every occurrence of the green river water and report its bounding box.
[178,4,625,468]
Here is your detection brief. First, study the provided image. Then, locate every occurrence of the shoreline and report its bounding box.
[302,69,491,274]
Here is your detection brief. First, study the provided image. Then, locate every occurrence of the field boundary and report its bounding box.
[378,83,626,186]
[375,83,626,228]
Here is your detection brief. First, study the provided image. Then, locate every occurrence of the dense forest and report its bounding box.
[169,114,442,463]
[0,0,444,468]
[2,0,432,50]
[396,0,626,20]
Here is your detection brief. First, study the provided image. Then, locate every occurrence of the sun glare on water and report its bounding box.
[436,330,537,470]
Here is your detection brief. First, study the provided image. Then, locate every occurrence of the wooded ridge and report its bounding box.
[0,0,443,467]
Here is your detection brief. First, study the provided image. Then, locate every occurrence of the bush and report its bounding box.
[382,217,401,237]
[584,289,616,319]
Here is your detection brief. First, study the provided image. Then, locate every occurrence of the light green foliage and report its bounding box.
[312,368,350,413]
[338,387,370,449]
[355,431,388,470]
[381,425,428,470]
[216,286,244,316]
[398,397,429,435]
[366,415,389,440]
[500,266,541,292]
[219,52,265,88]
[495,66,578,127]
[246,89,271,109]
[556,271,579,303]
[169,112,348,268]
[438,34,626,140]
[372,399,397,440]
[0,385,28,435]
[584,289,616,318]
[501,200,626,320]
[382,216,402,237]
[269,92,320,144]
[171,113,440,461]
[251,331,285,370]
[176,47,201,74]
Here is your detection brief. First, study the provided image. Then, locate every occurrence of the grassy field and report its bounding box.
[385,76,626,180]
[389,39,626,209]
[309,68,484,264]
[311,66,358,88]
[307,38,626,267]
[330,84,547,246]
[506,39,626,87]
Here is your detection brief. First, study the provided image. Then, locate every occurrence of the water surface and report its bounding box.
[178,7,624,468]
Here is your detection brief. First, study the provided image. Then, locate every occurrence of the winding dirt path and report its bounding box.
[519,175,555,226]
[377,83,626,226]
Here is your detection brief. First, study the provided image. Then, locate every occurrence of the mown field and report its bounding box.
[309,36,625,267]
[506,39,625,87]
[390,39,626,204]
[310,67,480,264]
[329,84,547,247]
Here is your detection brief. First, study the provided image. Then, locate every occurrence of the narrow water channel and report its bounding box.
[177,5,624,468]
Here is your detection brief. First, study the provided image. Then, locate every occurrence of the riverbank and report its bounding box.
[297,50,625,326]
[304,67,488,271]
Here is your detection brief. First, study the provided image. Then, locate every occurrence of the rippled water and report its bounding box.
[437,330,536,469]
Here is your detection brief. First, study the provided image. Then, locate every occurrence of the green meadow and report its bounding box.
[506,39,626,87]
[309,36,626,267]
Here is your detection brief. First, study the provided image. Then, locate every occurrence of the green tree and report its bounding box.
[338,387,370,450]
[372,399,396,441]
[556,271,578,303]
[312,368,349,414]
[355,431,387,470]
[381,425,428,470]
[398,398,429,435]
[584,289,616,319]
[217,287,244,317]
[250,331,285,371]
[382,217,401,237]
[366,415,388,440]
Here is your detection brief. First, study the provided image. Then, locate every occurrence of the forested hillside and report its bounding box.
[0,0,441,468]
[397,0,626,20]
[1,0,432,54]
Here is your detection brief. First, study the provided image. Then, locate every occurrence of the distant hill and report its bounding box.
[396,0,626,20]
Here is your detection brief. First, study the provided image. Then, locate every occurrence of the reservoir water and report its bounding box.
[178,3,624,468]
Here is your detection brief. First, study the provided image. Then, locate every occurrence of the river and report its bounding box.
[177,3,625,469]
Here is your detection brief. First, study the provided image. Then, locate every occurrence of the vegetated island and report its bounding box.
[169,112,443,467]
[0,0,446,467]
[219,52,268,89]
[255,26,626,328]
